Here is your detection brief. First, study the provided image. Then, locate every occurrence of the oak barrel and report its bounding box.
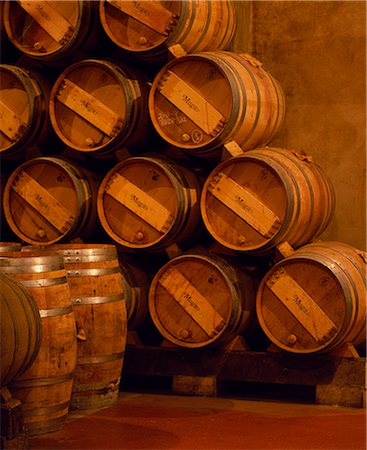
[148,250,257,348]
[99,0,236,64]
[3,0,100,64]
[3,156,99,245]
[0,251,77,435]
[0,64,51,160]
[0,242,21,252]
[148,51,285,158]
[49,59,152,157]
[97,155,202,253]
[26,244,128,411]
[200,147,335,255]
[256,241,367,354]
[0,274,42,387]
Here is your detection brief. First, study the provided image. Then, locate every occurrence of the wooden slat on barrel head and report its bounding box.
[208,172,281,238]
[0,100,26,141]
[17,0,73,44]
[106,172,174,233]
[266,268,338,343]
[11,171,75,234]
[158,267,225,337]
[56,79,123,137]
[157,70,226,136]
[107,0,175,36]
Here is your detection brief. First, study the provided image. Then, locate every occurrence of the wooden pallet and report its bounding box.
[121,340,366,408]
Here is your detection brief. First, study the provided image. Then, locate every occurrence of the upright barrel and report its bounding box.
[99,0,236,64]
[97,155,202,253]
[3,156,99,245]
[148,250,257,348]
[256,241,367,354]
[31,244,128,411]
[0,274,42,388]
[148,51,285,158]
[3,1,101,64]
[49,59,152,158]
[0,65,51,160]
[200,147,335,255]
[0,252,77,435]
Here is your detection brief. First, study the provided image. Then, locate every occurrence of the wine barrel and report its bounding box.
[3,156,99,245]
[148,250,257,348]
[148,51,285,158]
[0,64,52,160]
[200,147,335,256]
[0,274,42,387]
[3,0,101,65]
[24,244,128,411]
[0,251,77,435]
[256,241,367,354]
[0,242,21,252]
[97,155,202,253]
[99,0,236,64]
[49,59,152,158]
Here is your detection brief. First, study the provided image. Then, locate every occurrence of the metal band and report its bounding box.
[21,401,70,416]
[72,293,124,305]
[72,378,120,393]
[67,267,121,277]
[10,372,74,388]
[77,352,125,365]
[19,276,67,287]
[0,262,64,273]
[39,305,73,318]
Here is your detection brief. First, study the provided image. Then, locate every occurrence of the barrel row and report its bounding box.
[0,51,285,160]
[1,149,334,257]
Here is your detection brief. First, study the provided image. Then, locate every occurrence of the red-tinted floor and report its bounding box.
[29,392,366,450]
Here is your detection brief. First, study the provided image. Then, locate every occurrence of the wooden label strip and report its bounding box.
[12,171,75,234]
[56,79,123,137]
[0,100,26,141]
[18,0,73,44]
[266,268,338,343]
[107,0,175,36]
[106,172,174,233]
[157,70,225,136]
[159,267,225,338]
[208,173,281,238]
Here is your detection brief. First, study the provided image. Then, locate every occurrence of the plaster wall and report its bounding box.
[231,1,366,251]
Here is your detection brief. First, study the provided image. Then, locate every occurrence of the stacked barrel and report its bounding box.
[0,0,365,440]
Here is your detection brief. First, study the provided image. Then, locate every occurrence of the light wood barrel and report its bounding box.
[99,0,236,64]
[0,65,51,160]
[148,51,285,158]
[0,251,76,435]
[148,250,257,348]
[0,274,42,387]
[97,155,202,253]
[49,59,152,158]
[200,147,335,255]
[0,242,21,252]
[3,156,99,245]
[256,241,367,354]
[29,244,128,411]
[3,1,99,64]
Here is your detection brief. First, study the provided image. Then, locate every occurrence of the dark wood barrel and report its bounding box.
[3,156,99,245]
[148,250,257,348]
[0,274,42,387]
[26,244,128,411]
[97,155,202,253]
[0,64,52,160]
[256,241,367,354]
[99,0,236,64]
[0,251,77,435]
[3,1,102,65]
[148,51,285,158]
[200,147,335,256]
[49,59,153,158]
